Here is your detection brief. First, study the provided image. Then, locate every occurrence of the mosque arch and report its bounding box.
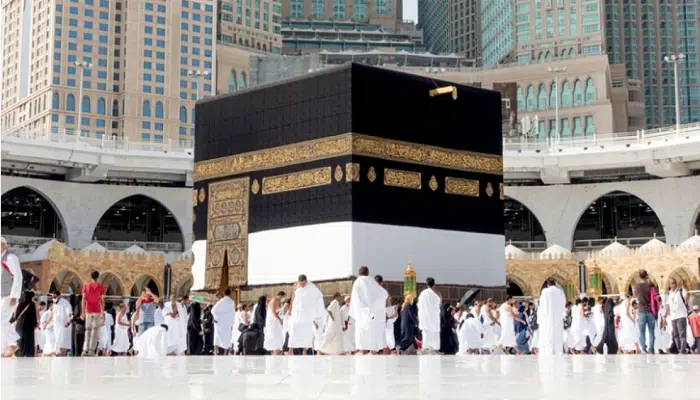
[130,275,162,297]
[173,275,194,298]
[1,186,67,241]
[572,190,665,244]
[57,270,83,294]
[92,195,184,248]
[98,272,126,296]
[506,274,532,297]
[664,268,698,292]
[504,197,546,244]
[621,270,660,295]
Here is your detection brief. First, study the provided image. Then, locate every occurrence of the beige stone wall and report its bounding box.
[506,259,580,298]
[585,249,700,295]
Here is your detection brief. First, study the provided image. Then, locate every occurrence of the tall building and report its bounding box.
[0,0,216,145]
[216,0,283,54]
[480,0,515,67]
[513,0,604,65]
[281,0,402,32]
[604,0,700,128]
[417,0,449,53]
[448,0,480,61]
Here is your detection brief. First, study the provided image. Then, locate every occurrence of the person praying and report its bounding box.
[537,279,566,355]
[136,324,174,357]
[211,288,236,356]
[288,275,326,355]
[319,293,345,355]
[458,309,484,354]
[263,291,285,355]
[349,266,389,355]
[417,277,442,353]
[1,237,23,357]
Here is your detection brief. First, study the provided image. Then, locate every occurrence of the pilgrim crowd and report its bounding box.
[2,242,700,357]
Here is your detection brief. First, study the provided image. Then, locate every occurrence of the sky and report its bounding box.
[403,0,418,22]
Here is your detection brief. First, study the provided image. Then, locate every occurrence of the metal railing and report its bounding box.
[3,235,183,253]
[2,126,194,154]
[94,240,184,252]
[504,122,700,153]
[508,240,548,250]
[573,236,665,250]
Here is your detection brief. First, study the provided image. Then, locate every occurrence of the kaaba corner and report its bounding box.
[192,63,505,295]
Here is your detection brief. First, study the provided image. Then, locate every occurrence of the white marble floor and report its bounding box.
[1,355,698,400]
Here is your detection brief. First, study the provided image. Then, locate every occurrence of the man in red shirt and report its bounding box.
[81,270,105,356]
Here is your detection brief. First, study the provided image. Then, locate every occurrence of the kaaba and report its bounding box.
[192,63,504,294]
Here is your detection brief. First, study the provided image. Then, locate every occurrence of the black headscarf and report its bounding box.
[595,298,619,354]
[254,296,267,330]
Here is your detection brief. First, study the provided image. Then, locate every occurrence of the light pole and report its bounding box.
[663,53,685,131]
[188,69,211,100]
[547,66,567,144]
[74,60,93,136]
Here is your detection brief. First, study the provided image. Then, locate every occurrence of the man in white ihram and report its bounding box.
[288,274,326,355]
[418,277,442,352]
[211,288,237,355]
[537,279,567,355]
[349,266,389,354]
[1,237,23,357]
[136,324,178,357]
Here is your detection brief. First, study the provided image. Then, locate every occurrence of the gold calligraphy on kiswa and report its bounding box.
[261,167,332,195]
[444,177,480,197]
[193,133,502,182]
[384,168,422,190]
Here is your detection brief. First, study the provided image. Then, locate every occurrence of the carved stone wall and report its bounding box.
[586,249,700,294]
[506,259,580,298]
[35,241,167,296]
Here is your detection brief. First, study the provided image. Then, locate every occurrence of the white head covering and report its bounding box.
[344,296,351,303]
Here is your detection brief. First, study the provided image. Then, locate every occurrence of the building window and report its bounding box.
[239,72,247,89]
[142,100,152,117]
[516,87,524,111]
[560,118,571,138]
[560,81,571,106]
[82,96,91,113]
[52,93,60,109]
[155,101,164,118]
[142,133,151,142]
[537,84,547,110]
[526,86,536,111]
[97,97,106,115]
[573,117,583,136]
[179,106,188,123]
[585,116,595,136]
[585,78,596,104]
[573,79,584,106]
[229,70,237,93]
[67,94,76,111]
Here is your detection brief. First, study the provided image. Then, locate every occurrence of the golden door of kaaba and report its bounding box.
[204,177,250,292]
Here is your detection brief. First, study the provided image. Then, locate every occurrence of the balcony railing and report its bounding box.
[508,240,548,251]
[504,122,700,153]
[4,235,184,254]
[573,236,665,250]
[2,127,193,154]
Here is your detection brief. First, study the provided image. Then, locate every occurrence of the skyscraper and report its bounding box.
[216,0,282,54]
[604,0,700,128]
[281,0,402,32]
[418,0,449,53]
[448,0,480,61]
[1,0,217,145]
[480,0,515,67]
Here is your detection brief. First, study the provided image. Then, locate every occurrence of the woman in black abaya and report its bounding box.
[253,296,267,353]
[398,295,419,353]
[12,291,39,357]
[187,302,203,355]
[439,304,459,355]
[595,298,619,354]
